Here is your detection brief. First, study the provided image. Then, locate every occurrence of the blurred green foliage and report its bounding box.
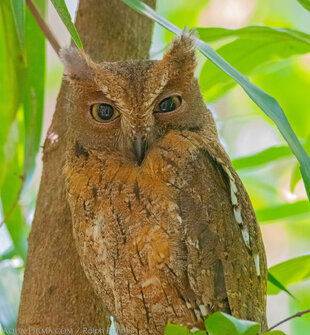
[165,312,287,335]
[0,0,309,334]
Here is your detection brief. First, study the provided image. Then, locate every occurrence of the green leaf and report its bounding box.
[165,323,205,334]
[231,146,292,170]
[50,0,83,49]
[299,164,310,199]
[120,0,310,201]
[256,201,310,223]
[268,254,310,295]
[10,0,26,60]
[1,117,28,262]
[290,162,302,192]
[0,0,26,189]
[263,332,286,335]
[267,272,294,298]
[205,312,260,335]
[297,0,310,11]
[197,26,310,101]
[291,137,309,191]
[23,0,46,186]
[0,248,16,262]
[165,323,189,335]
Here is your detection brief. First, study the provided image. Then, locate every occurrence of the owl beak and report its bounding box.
[132,133,147,166]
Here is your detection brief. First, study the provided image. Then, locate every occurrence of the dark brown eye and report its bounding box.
[157,95,182,113]
[90,103,119,123]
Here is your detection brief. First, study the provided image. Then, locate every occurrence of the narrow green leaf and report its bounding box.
[290,162,302,192]
[10,0,26,60]
[197,26,310,44]
[263,332,286,335]
[120,0,310,201]
[23,0,46,187]
[197,26,310,101]
[0,0,26,188]
[1,117,28,262]
[267,273,294,298]
[50,0,83,49]
[297,0,310,11]
[268,254,310,295]
[0,1,28,261]
[256,201,310,223]
[0,248,16,262]
[291,137,310,191]
[231,146,292,170]
[205,312,260,335]
[300,164,310,199]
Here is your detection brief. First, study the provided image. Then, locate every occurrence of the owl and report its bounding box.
[61,34,267,334]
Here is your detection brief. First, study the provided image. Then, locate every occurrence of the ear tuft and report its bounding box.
[60,47,93,81]
[162,31,197,78]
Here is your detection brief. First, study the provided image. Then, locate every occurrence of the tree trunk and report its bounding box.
[16,0,156,333]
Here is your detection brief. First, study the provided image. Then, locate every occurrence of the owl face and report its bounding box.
[62,35,208,165]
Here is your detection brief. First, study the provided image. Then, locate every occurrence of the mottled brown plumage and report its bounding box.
[62,34,267,334]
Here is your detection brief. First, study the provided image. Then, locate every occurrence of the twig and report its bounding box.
[26,0,61,56]
[264,309,310,333]
[0,175,25,229]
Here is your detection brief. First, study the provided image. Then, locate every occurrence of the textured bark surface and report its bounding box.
[17,0,156,333]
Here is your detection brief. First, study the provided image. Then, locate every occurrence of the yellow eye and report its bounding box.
[156,95,182,113]
[90,103,120,123]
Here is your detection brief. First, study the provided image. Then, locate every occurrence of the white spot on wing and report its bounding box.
[223,166,239,208]
[254,254,260,276]
[241,228,250,249]
[194,309,202,321]
[199,304,207,317]
[233,207,243,224]
[230,180,238,194]
[223,166,233,179]
[230,187,238,205]
[222,164,252,252]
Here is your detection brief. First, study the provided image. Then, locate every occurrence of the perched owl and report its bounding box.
[62,34,267,334]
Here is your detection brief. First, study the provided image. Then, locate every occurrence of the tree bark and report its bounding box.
[17,0,156,333]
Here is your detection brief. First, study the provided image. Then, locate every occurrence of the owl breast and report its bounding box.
[65,130,205,333]
[64,129,267,334]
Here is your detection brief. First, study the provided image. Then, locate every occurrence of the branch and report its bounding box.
[26,0,61,56]
[264,309,310,333]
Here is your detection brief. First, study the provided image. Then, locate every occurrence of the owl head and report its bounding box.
[61,34,213,165]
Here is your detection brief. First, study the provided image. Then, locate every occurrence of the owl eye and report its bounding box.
[90,103,120,123]
[156,95,182,113]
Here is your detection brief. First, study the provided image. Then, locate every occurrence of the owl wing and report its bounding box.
[162,130,267,329]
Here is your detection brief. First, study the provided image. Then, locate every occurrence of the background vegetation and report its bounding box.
[0,0,309,334]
